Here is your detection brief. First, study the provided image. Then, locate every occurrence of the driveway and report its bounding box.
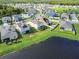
[0,37,79,59]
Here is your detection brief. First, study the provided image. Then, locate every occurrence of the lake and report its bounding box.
[1,36,79,59]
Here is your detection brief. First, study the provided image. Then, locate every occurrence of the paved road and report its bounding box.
[0,37,79,59]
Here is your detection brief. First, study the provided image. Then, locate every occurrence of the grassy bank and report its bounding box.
[0,25,79,56]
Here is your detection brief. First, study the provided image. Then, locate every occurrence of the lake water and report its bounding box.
[1,36,79,59]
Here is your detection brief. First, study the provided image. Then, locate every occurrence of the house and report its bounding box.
[44,9,56,17]
[2,17,12,23]
[26,14,46,30]
[0,23,18,42]
[34,14,51,25]
[70,13,78,22]
[42,17,59,30]
[12,14,22,22]
[59,20,73,31]
[28,7,36,16]
[21,9,36,19]
[15,21,30,34]
[48,17,60,23]
[26,19,45,30]
[21,13,31,19]
[21,7,36,19]
[34,15,56,29]
[61,13,69,21]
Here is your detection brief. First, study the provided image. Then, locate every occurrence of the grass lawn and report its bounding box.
[0,25,79,56]
[53,7,79,14]
[74,24,79,34]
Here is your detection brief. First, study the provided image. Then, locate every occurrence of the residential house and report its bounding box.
[59,20,73,31]
[0,23,18,42]
[15,21,30,34]
[12,14,22,22]
[44,9,56,18]
[48,16,60,23]
[26,19,45,30]
[70,13,78,22]
[21,13,31,19]
[2,17,12,23]
[42,17,58,30]
[28,7,36,16]
[34,15,56,29]
[61,13,69,21]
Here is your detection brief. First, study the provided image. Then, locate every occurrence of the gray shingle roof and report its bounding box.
[59,21,72,29]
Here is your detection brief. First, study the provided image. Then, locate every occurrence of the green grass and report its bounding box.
[53,7,79,14]
[0,25,79,56]
[74,24,79,34]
